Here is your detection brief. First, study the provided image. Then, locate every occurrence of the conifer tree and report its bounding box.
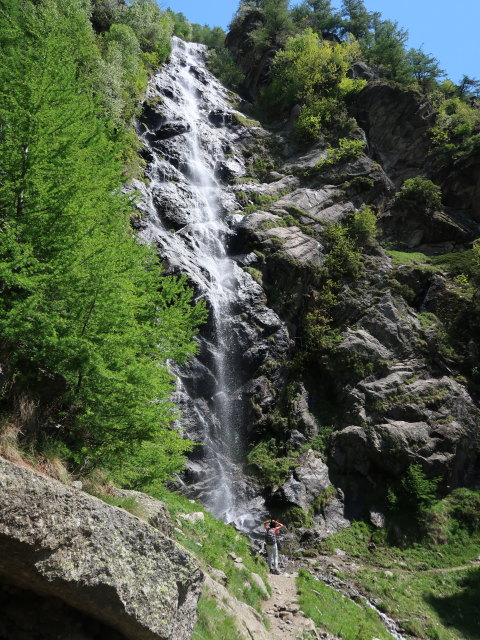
[0,0,206,483]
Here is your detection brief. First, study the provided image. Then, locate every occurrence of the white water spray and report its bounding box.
[135,38,270,528]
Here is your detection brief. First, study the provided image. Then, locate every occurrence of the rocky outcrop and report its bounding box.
[0,458,204,640]
[203,575,270,640]
[352,84,435,185]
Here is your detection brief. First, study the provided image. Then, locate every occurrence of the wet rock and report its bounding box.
[0,458,203,640]
[209,109,234,127]
[155,122,191,140]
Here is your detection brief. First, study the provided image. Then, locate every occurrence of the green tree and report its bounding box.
[291,0,341,35]
[340,0,373,41]
[95,23,146,125]
[0,0,206,482]
[458,75,480,98]
[250,0,294,53]
[407,47,445,91]
[367,17,412,85]
[91,0,126,33]
[122,0,172,66]
[262,29,365,141]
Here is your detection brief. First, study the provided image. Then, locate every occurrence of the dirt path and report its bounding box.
[262,571,326,640]
[317,553,480,575]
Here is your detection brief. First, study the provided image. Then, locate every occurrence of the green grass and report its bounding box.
[297,569,394,640]
[430,250,475,276]
[153,488,270,611]
[315,491,480,639]
[192,593,244,640]
[386,250,431,265]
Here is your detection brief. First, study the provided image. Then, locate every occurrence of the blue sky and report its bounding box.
[162,0,479,83]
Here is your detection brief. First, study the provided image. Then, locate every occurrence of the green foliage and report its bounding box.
[207,47,245,91]
[324,223,365,279]
[388,464,441,523]
[449,488,480,532]
[192,594,243,640]
[407,48,445,91]
[340,0,373,41]
[319,503,480,640]
[261,29,365,142]
[291,0,341,34]
[190,24,226,49]
[349,205,378,245]
[247,438,297,488]
[366,16,413,85]
[315,137,366,168]
[429,96,480,161]
[283,505,314,527]
[121,0,172,65]
[165,9,192,40]
[297,569,393,640]
[396,177,443,211]
[0,0,206,485]
[249,0,294,53]
[386,250,430,266]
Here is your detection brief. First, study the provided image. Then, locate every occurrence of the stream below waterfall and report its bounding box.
[134,37,289,532]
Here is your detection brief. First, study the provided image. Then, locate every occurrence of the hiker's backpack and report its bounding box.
[265,528,276,546]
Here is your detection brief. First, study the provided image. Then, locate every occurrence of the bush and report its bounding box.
[350,205,378,246]
[388,464,441,521]
[449,488,480,532]
[315,137,366,168]
[396,176,442,211]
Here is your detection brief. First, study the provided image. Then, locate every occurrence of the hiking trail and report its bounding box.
[263,571,337,640]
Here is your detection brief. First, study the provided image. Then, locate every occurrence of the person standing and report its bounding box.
[263,518,284,574]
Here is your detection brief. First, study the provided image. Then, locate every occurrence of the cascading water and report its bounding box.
[134,37,289,530]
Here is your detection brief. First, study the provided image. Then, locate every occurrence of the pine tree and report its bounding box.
[0,0,206,482]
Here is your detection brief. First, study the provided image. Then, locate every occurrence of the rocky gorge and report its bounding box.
[1,11,480,640]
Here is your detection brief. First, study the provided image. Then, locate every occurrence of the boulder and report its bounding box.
[275,450,331,511]
[0,458,204,640]
[203,575,270,640]
[112,488,174,537]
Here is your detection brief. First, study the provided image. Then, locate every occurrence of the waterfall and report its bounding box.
[134,37,289,531]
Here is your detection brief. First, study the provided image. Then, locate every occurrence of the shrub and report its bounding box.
[350,205,378,246]
[316,137,366,168]
[396,177,442,211]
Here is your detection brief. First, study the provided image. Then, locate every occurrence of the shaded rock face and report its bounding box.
[352,84,435,185]
[440,149,480,222]
[0,458,204,640]
[0,580,126,640]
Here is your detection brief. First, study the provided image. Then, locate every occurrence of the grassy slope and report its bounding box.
[315,518,480,640]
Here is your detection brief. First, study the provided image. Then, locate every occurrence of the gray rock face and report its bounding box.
[357,292,420,357]
[271,187,354,226]
[0,458,204,640]
[333,373,480,484]
[352,83,435,185]
[275,450,331,511]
